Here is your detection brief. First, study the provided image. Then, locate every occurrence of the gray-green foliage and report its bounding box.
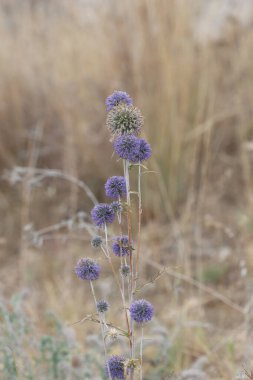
[0,292,103,380]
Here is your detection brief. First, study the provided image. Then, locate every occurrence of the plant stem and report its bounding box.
[140,326,144,380]
[124,160,135,364]
[89,281,112,380]
[135,161,142,293]
[103,225,132,351]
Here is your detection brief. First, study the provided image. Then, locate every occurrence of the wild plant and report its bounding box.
[74,91,154,379]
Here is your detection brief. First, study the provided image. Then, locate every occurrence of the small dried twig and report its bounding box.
[3,166,98,205]
[70,313,127,336]
[135,267,168,293]
[244,369,253,379]
[145,259,245,314]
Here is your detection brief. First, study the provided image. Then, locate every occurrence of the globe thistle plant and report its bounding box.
[105,176,127,199]
[75,258,101,281]
[106,104,143,136]
[106,90,133,111]
[91,203,115,228]
[74,91,155,379]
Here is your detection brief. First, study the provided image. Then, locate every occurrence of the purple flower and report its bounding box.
[96,300,109,313]
[105,176,126,199]
[105,355,125,379]
[130,138,152,163]
[106,104,143,136]
[130,299,154,324]
[75,258,101,281]
[106,91,133,111]
[91,203,115,228]
[114,134,140,161]
[112,235,132,257]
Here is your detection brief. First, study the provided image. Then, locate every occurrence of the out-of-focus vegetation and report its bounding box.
[0,293,103,379]
[1,0,253,379]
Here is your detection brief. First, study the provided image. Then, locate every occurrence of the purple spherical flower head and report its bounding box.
[130,138,152,163]
[105,176,126,199]
[75,258,101,281]
[112,235,131,257]
[130,299,154,324]
[106,91,133,111]
[91,203,115,228]
[114,134,140,161]
[105,355,125,379]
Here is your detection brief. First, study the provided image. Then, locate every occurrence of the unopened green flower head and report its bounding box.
[111,201,123,214]
[96,300,109,313]
[91,236,103,248]
[120,264,130,277]
[106,104,143,136]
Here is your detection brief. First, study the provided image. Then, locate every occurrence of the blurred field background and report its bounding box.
[1,0,253,379]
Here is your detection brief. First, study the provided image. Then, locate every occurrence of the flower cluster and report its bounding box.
[74,91,154,379]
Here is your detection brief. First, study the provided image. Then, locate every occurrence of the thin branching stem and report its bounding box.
[124,159,135,379]
[103,224,132,350]
[89,281,112,380]
[135,161,142,293]
[140,326,144,380]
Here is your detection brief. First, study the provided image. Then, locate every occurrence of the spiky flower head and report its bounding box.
[112,235,132,257]
[130,299,154,324]
[75,258,101,281]
[106,104,143,136]
[120,264,130,277]
[105,355,125,379]
[105,176,126,199]
[130,138,152,163]
[91,236,103,248]
[91,203,115,228]
[106,91,133,111]
[114,134,140,161]
[96,300,109,313]
[110,201,123,214]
